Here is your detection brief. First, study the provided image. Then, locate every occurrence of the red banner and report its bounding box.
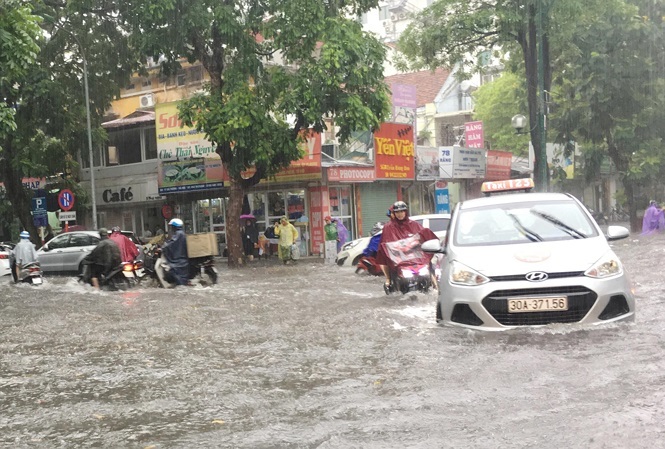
[374,123,415,180]
[485,150,512,181]
[464,121,484,148]
[308,186,328,255]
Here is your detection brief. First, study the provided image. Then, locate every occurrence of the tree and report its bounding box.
[551,0,665,231]
[0,0,140,241]
[126,0,390,267]
[472,72,530,155]
[396,0,600,191]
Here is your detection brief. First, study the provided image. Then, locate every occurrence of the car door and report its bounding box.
[62,233,99,272]
[37,234,70,272]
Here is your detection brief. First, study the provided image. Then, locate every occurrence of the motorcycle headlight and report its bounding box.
[418,267,430,276]
[401,269,414,278]
[585,251,623,278]
[450,261,490,286]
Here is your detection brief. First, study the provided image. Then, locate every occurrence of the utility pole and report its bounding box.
[536,0,548,192]
[82,55,98,229]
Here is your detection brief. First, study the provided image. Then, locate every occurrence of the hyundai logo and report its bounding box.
[525,271,549,282]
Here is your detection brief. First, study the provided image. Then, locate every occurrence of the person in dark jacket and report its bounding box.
[84,228,122,289]
[162,218,189,286]
[241,218,259,260]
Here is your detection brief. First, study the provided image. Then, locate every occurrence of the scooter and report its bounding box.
[386,262,432,294]
[355,255,383,276]
[147,246,218,288]
[78,261,136,291]
[12,260,44,285]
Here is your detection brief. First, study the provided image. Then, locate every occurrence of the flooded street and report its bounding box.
[2,233,665,448]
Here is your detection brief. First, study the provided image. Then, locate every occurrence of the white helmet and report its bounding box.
[168,218,184,229]
[20,231,30,239]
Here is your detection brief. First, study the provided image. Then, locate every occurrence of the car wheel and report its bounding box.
[352,255,362,266]
[436,302,443,323]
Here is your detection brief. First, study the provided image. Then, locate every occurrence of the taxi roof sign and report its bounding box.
[481,178,535,195]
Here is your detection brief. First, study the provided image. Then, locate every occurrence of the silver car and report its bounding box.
[37,231,101,273]
[423,189,634,331]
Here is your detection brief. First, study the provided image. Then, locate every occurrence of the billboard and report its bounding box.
[374,123,415,180]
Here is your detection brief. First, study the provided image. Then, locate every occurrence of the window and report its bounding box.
[107,127,142,165]
[187,66,203,83]
[47,235,69,249]
[141,78,152,88]
[177,71,186,86]
[69,233,97,247]
[379,6,390,20]
[144,127,158,160]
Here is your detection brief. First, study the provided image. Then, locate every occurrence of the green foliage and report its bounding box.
[472,72,530,155]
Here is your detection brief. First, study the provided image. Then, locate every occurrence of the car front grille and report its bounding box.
[482,286,597,326]
[489,271,585,282]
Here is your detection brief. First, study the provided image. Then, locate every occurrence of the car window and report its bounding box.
[47,235,70,249]
[428,218,450,233]
[455,200,598,246]
[69,234,97,247]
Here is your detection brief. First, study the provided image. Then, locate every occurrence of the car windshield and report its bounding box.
[454,199,598,246]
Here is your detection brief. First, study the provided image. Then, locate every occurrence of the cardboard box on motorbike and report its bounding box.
[186,233,219,258]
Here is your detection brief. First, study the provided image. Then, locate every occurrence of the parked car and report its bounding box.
[36,231,101,273]
[336,213,451,267]
[0,242,15,278]
[422,178,635,331]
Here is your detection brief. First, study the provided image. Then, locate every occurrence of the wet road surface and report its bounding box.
[1,232,665,448]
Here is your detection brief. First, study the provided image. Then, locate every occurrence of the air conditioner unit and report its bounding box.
[139,93,155,108]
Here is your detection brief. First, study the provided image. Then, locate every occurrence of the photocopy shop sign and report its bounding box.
[327,167,375,183]
[373,123,415,180]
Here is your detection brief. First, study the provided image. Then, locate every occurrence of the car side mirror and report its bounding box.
[422,239,445,254]
[42,245,50,252]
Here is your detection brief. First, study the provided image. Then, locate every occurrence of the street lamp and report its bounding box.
[64,31,97,229]
[511,114,528,135]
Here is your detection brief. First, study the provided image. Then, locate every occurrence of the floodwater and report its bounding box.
[1,232,665,448]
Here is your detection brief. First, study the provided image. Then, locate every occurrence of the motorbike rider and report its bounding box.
[12,231,37,283]
[375,201,437,292]
[109,226,139,263]
[362,222,384,259]
[84,228,122,289]
[161,218,190,286]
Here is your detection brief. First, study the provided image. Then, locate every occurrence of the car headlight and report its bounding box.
[585,251,623,278]
[342,240,361,251]
[401,269,414,278]
[449,261,490,286]
[418,266,430,276]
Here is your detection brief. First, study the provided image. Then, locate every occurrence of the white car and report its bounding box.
[336,214,451,267]
[0,242,14,278]
[422,179,635,331]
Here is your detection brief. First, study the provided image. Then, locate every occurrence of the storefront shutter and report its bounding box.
[359,182,397,238]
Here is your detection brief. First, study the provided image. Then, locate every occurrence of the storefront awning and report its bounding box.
[102,110,155,129]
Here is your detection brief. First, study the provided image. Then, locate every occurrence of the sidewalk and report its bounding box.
[214,253,325,267]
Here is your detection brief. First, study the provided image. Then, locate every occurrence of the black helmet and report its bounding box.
[371,222,384,236]
[392,201,408,212]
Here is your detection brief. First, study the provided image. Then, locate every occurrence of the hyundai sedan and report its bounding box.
[422,181,634,331]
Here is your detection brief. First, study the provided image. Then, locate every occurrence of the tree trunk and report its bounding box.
[226,176,245,268]
[0,142,39,243]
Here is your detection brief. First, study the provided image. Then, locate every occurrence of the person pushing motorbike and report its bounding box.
[375,201,437,293]
[83,228,122,289]
[162,218,189,286]
[109,226,139,263]
[12,231,37,283]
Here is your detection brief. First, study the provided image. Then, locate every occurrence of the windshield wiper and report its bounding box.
[506,213,543,242]
[530,210,587,239]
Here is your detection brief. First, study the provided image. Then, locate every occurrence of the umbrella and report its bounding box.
[240,213,256,220]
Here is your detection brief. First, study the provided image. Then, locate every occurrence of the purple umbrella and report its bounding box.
[240,213,256,221]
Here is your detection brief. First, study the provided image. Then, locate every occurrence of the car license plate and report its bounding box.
[507,296,568,313]
[122,271,135,278]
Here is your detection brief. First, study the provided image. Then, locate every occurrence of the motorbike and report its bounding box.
[78,260,136,291]
[383,234,433,295]
[144,243,218,288]
[587,207,608,225]
[12,260,44,285]
[355,255,383,276]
